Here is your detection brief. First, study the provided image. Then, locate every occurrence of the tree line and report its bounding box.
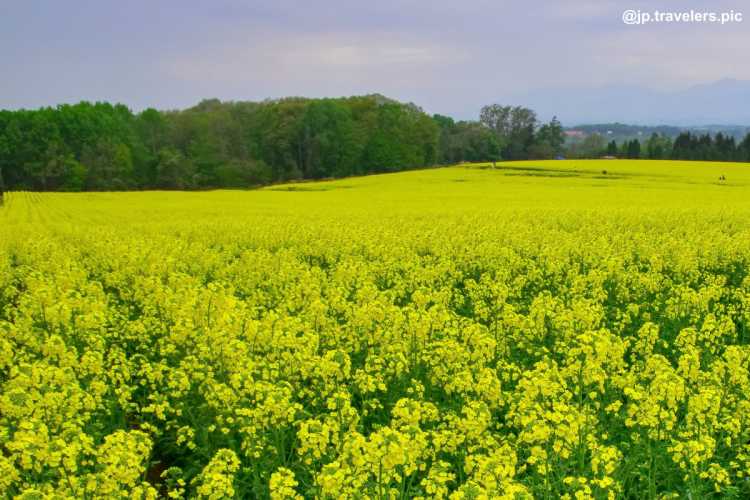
[0,97,566,191]
[0,96,438,191]
[568,131,750,161]
[5,95,749,192]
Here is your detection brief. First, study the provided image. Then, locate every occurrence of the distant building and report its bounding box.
[564,130,586,139]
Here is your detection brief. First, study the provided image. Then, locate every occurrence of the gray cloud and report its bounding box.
[1,0,747,122]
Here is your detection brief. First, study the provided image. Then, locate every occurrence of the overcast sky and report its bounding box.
[1,0,748,120]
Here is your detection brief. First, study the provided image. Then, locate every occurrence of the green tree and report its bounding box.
[438,121,501,163]
[155,148,195,189]
[61,157,88,191]
[532,117,565,158]
[581,133,606,158]
[134,108,169,186]
[626,139,641,159]
[739,134,750,162]
[645,133,672,159]
[82,140,134,190]
[297,100,360,178]
[479,104,537,159]
[363,102,438,172]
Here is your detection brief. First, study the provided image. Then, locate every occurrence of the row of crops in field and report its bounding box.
[2,161,750,498]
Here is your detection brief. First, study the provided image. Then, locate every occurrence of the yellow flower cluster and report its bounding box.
[2,169,750,499]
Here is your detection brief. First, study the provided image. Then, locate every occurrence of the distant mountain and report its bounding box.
[565,123,750,142]
[515,79,750,126]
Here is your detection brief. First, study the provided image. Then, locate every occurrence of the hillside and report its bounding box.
[260,159,750,210]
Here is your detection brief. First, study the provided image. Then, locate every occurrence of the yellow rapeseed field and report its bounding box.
[2,159,750,499]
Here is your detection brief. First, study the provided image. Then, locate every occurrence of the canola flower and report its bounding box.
[2,160,750,498]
